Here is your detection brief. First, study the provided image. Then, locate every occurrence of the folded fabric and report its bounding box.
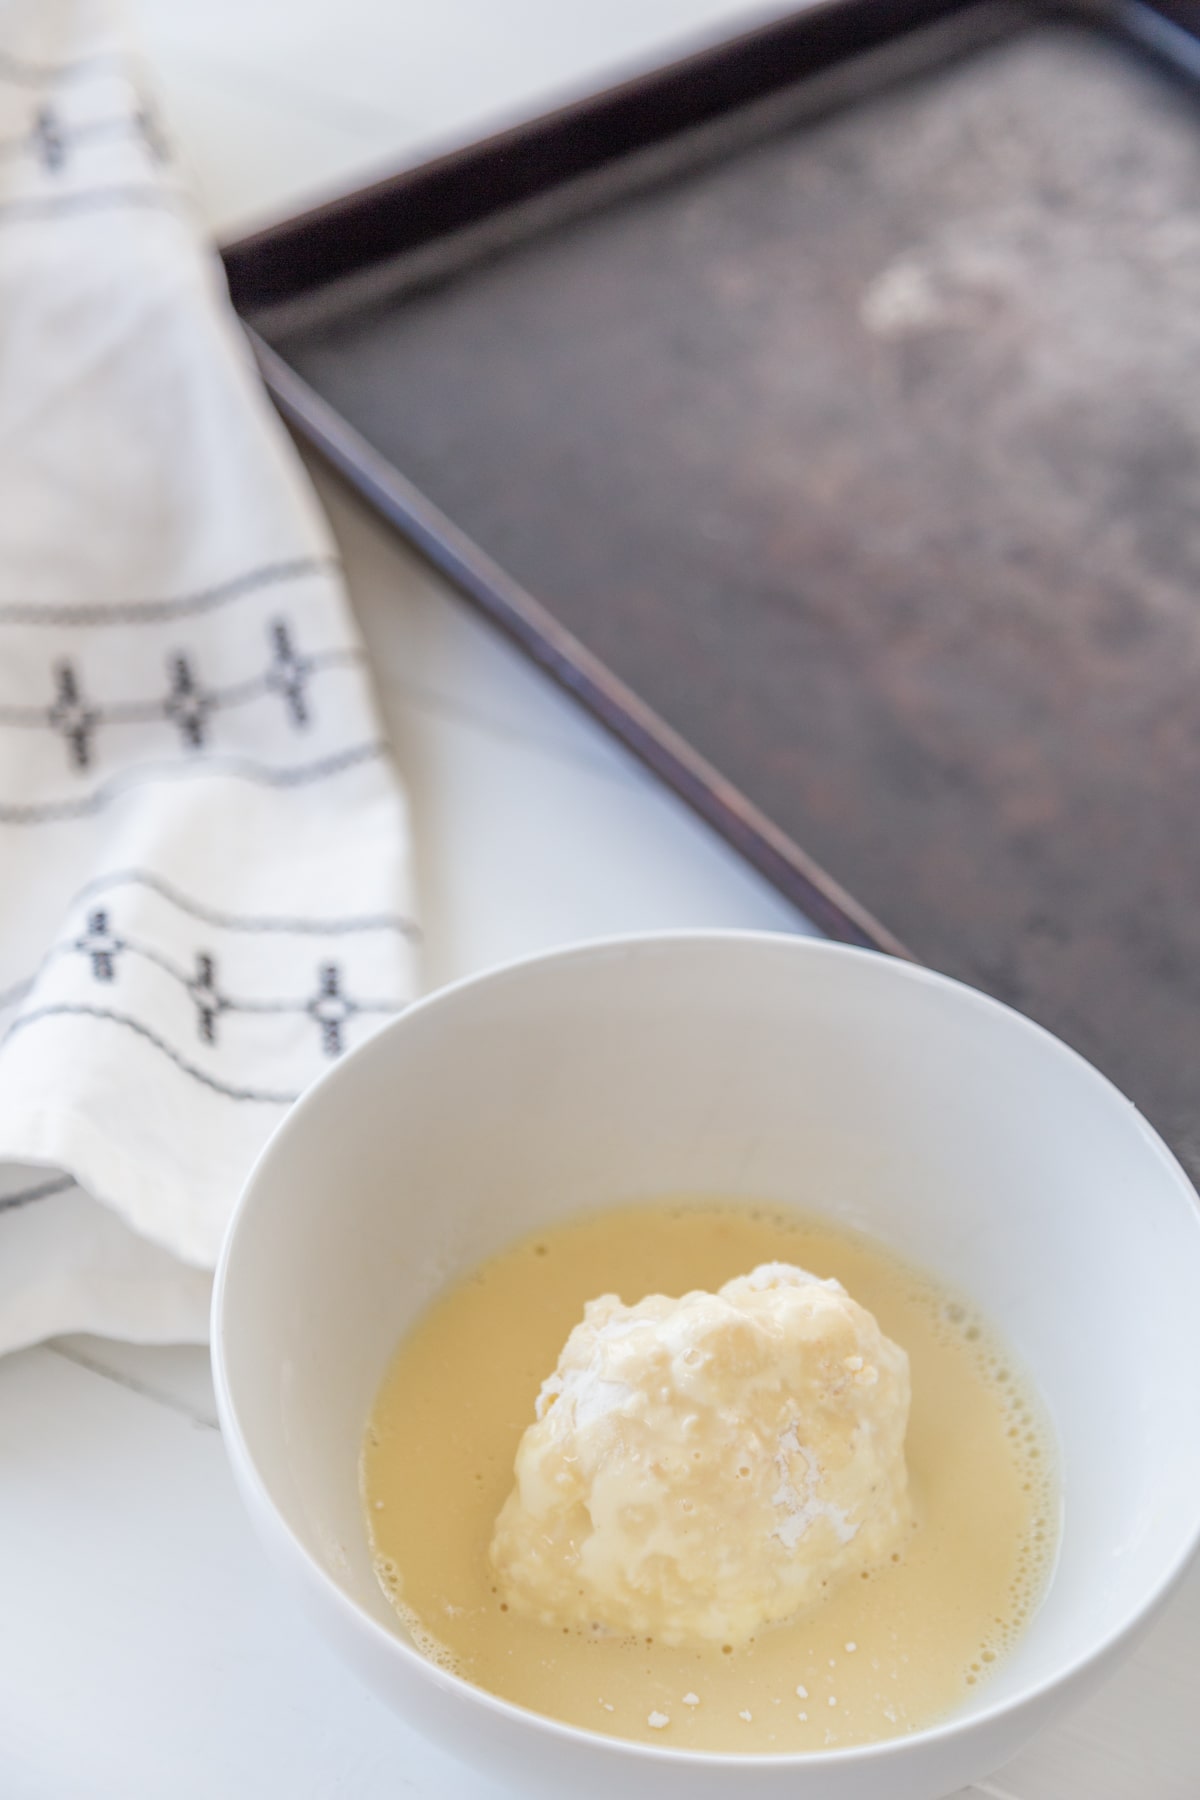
[0,0,419,1353]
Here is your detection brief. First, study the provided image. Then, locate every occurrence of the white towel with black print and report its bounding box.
[0,0,419,1352]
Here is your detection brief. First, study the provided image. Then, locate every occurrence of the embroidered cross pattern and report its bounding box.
[32,105,64,171]
[57,922,389,1052]
[265,619,313,728]
[48,662,98,769]
[1,890,409,1102]
[188,952,223,1044]
[75,909,122,981]
[164,654,213,749]
[4,110,166,169]
[11,624,362,776]
[308,963,354,1057]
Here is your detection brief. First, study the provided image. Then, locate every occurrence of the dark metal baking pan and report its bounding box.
[225,0,1200,1174]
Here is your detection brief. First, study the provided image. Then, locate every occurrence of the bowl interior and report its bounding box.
[217,935,1200,1722]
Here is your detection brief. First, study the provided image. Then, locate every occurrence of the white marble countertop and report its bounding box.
[1,4,1196,1794]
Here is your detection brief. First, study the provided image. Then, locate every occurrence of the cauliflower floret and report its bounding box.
[489,1263,910,1645]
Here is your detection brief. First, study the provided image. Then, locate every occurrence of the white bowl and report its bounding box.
[213,934,1200,1800]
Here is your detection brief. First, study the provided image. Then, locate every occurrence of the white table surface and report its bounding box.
[2,4,1197,1794]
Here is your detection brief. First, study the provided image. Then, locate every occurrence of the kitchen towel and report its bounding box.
[0,0,419,1352]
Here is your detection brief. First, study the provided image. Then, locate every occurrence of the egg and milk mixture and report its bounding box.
[362,1202,1055,1752]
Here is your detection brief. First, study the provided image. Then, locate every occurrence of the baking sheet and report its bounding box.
[240,1,1200,1172]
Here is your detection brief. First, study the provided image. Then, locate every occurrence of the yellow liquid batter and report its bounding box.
[362,1203,1056,1752]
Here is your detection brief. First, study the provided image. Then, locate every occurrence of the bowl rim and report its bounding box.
[212,928,1200,1772]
